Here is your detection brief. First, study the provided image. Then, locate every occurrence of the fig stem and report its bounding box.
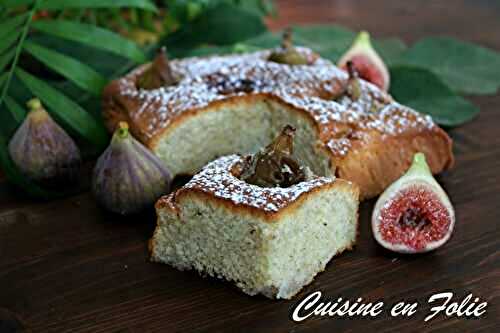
[115,121,130,139]
[346,61,358,79]
[407,152,432,177]
[354,31,372,47]
[27,98,42,111]
[282,27,293,50]
[26,98,49,122]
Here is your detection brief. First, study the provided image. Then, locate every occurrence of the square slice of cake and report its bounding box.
[150,154,359,299]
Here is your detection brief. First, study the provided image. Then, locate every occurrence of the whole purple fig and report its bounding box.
[8,98,81,187]
[92,121,172,215]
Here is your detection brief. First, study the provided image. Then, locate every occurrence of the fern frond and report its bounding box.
[0,0,157,198]
[0,3,38,109]
[24,41,107,95]
[32,20,147,62]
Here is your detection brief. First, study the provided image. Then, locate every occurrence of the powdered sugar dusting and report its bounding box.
[183,155,333,213]
[110,47,437,157]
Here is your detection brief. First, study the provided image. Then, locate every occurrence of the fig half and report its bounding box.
[338,31,390,91]
[372,153,455,253]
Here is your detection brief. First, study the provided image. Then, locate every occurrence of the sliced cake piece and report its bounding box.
[150,127,359,299]
[150,155,359,299]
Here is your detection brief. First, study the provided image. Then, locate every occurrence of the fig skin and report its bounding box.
[8,98,81,188]
[338,31,390,91]
[92,122,172,215]
[372,153,455,253]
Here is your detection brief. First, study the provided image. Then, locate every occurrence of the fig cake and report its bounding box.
[102,47,453,199]
[150,153,359,299]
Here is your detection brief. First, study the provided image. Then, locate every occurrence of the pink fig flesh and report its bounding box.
[338,31,390,91]
[341,55,386,91]
[377,185,452,252]
[372,153,455,253]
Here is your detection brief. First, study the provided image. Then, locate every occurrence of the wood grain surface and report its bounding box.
[1,0,499,332]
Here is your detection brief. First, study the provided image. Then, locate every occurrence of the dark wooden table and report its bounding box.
[1,1,499,332]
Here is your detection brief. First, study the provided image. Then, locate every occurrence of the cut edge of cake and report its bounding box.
[149,155,360,299]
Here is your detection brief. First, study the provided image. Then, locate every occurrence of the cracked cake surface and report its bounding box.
[105,48,433,152]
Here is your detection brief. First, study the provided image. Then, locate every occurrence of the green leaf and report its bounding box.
[0,29,21,55]
[15,68,108,148]
[32,20,146,62]
[244,26,407,67]
[0,73,7,87]
[5,0,157,11]
[184,45,236,57]
[0,13,28,41]
[0,1,34,7]
[0,1,37,110]
[243,31,280,48]
[389,66,479,126]
[182,41,270,58]
[237,0,276,17]
[292,25,355,61]
[24,40,107,95]
[373,38,407,66]
[164,3,267,57]
[3,95,26,124]
[27,33,132,78]
[237,26,351,57]
[0,50,15,72]
[401,37,500,95]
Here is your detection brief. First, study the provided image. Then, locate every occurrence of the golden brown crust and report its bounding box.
[335,127,453,199]
[155,155,359,223]
[102,65,149,134]
[102,49,454,199]
[166,178,357,223]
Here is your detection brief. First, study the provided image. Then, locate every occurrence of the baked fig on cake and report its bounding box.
[268,28,315,65]
[150,127,359,299]
[103,44,453,199]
